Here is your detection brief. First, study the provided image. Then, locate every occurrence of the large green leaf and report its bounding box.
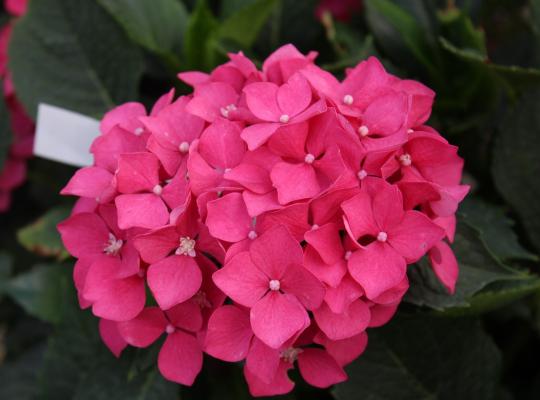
[405,222,536,311]
[333,316,502,400]
[492,89,540,252]
[459,197,538,262]
[3,263,70,324]
[365,0,439,78]
[8,0,144,117]
[183,0,219,70]
[0,96,12,170]
[98,0,187,68]
[17,206,70,260]
[217,0,279,49]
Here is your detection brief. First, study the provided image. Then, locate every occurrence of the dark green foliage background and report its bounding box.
[1,0,540,399]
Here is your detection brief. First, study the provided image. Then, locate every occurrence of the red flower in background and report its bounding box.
[315,0,362,22]
[0,0,34,212]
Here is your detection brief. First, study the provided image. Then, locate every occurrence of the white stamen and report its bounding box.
[153,184,163,195]
[220,103,237,118]
[224,168,232,174]
[281,347,303,364]
[357,169,367,180]
[134,127,144,136]
[377,231,388,242]
[304,153,315,164]
[165,324,175,334]
[407,128,414,134]
[358,125,369,137]
[103,233,123,255]
[399,153,412,166]
[269,279,281,291]
[176,236,196,257]
[279,114,290,123]
[343,94,354,105]
[311,224,319,230]
[344,251,352,260]
[248,230,258,240]
[179,141,190,153]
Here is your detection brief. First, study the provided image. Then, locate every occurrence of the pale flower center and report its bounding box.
[377,231,388,242]
[279,114,290,123]
[269,279,281,291]
[103,233,123,255]
[178,141,190,153]
[153,184,163,196]
[304,153,315,164]
[358,125,369,137]
[344,250,352,260]
[248,230,258,240]
[343,94,354,105]
[134,127,144,136]
[220,103,237,118]
[176,236,196,257]
[281,347,303,364]
[399,153,412,166]
[165,324,175,334]
[357,169,367,180]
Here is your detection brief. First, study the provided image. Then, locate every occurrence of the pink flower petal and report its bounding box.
[57,213,109,258]
[117,307,167,347]
[304,245,347,288]
[147,255,202,310]
[315,331,368,367]
[206,193,252,242]
[313,299,370,340]
[166,300,203,332]
[115,194,169,230]
[245,337,281,384]
[388,210,445,262]
[243,82,281,121]
[277,73,312,117]
[249,225,303,279]
[241,122,280,150]
[133,226,178,264]
[61,167,113,199]
[158,330,203,386]
[198,118,246,169]
[250,291,308,349]
[271,162,321,204]
[116,152,160,194]
[281,264,325,310]
[323,274,364,313]
[205,305,253,362]
[348,242,406,300]
[244,361,294,397]
[428,241,458,294]
[297,348,347,388]
[99,319,127,358]
[304,222,343,264]
[212,251,268,307]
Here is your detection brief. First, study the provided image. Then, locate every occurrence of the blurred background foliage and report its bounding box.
[1,0,540,399]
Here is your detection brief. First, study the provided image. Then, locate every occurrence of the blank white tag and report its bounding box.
[34,103,101,167]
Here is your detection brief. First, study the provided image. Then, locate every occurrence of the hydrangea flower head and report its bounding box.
[59,44,468,396]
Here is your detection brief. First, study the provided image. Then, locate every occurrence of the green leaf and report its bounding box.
[438,7,486,56]
[405,222,533,311]
[97,0,187,67]
[217,0,279,49]
[183,0,219,70]
[17,206,70,260]
[459,197,538,262]
[0,96,12,171]
[439,37,540,89]
[333,316,502,400]
[8,0,144,118]
[3,263,71,324]
[492,88,540,252]
[365,0,439,78]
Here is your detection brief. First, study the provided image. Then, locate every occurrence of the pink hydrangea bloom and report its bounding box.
[59,43,469,395]
[0,2,34,212]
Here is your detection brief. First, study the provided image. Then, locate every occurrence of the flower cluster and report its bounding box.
[0,0,33,212]
[58,44,468,396]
